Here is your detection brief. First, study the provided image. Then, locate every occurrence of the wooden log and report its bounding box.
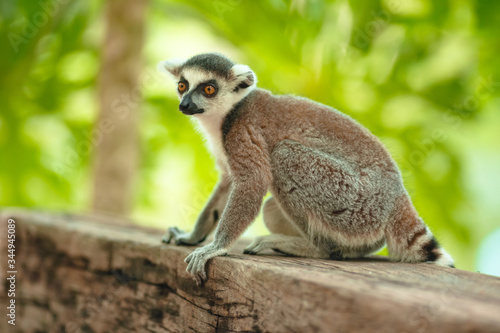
[1,209,499,332]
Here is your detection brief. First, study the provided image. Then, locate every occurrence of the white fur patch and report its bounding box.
[159,63,257,172]
[182,68,210,94]
[179,68,230,170]
[432,248,455,267]
[230,64,252,77]
[179,66,257,172]
[229,64,258,86]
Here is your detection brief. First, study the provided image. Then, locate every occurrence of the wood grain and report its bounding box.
[1,209,499,333]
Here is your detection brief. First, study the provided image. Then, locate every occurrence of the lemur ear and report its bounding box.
[157,58,186,79]
[228,64,257,90]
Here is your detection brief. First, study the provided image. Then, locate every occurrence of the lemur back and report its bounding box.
[160,53,454,285]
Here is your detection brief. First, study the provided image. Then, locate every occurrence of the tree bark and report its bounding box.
[92,0,148,215]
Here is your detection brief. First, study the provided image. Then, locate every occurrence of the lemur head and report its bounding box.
[158,53,257,117]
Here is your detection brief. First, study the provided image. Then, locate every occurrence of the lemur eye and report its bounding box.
[178,82,187,93]
[204,85,216,95]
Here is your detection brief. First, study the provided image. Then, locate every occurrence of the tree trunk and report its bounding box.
[92,0,148,215]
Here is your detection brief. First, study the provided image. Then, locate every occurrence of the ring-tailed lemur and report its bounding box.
[158,53,454,285]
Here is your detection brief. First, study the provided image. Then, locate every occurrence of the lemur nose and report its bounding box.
[179,99,190,111]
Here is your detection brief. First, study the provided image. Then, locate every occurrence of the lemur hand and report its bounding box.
[184,243,228,285]
[162,227,202,245]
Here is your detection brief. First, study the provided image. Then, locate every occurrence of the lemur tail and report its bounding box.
[385,193,455,268]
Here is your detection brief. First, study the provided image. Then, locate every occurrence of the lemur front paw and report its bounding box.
[184,243,228,286]
[162,227,200,245]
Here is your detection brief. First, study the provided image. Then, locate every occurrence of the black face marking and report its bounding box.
[181,53,234,78]
[178,77,189,94]
[179,92,204,115]
[423,236,440,262]
[195,79,217,89]
[221,90,255,145]
[194,79,219,98]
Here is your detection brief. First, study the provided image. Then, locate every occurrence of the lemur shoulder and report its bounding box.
[159,53,454,285]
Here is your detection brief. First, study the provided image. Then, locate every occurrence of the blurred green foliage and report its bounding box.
[1,0,500,272]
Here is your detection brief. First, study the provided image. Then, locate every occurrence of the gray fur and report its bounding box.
[160,53,455,285]
[182,53,235,78]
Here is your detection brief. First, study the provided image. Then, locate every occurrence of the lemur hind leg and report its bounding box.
[244,194,385,259]
[244,197,330,257]
[262,196,302,237]
[264,139,387,260]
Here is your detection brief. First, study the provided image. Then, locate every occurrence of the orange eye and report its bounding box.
[204,85,216,95]
[178,82,187,92]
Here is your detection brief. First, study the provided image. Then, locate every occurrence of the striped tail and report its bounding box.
[385,193,454,268]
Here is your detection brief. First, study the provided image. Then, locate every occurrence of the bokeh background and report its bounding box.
[1,0,499,274]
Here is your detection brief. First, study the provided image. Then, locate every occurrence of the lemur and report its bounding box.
[159,53,454,285]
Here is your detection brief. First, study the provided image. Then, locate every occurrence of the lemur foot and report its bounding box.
[162,227,201,246]
[244,235,331,258]
[184,243,228,285]
[243,235,277,255]
[243,235,302,256]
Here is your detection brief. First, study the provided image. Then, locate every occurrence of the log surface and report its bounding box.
[1,209,499,333]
